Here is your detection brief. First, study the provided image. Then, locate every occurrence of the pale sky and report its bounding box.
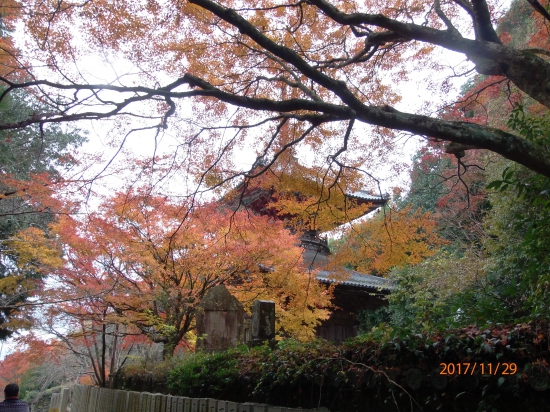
[0,0,511,359]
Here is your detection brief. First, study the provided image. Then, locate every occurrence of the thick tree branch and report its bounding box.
[470,0,502,43]
[435,0,461,36]
[452,0,475,19]
[526,0,550,23]
[2,72,550,176]
[1,0,550,180]
[307,0,550,108]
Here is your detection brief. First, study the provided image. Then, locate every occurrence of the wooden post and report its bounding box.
[152,393,162,412]
[176,397,191,412]
[161,395,169,412]
[48,393,59,412]
[140,392,152,412]
[98,387,114,412]
[114,389,129,412]
[69,386,80,412]
[206,398,217,412]
[128,391,141,412]
[225,402,238,412]
[60,388,70,412]
[87,386,99,412]
[71,385,90,412]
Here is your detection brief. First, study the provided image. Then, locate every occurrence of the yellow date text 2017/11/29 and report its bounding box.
[439,363,518,375]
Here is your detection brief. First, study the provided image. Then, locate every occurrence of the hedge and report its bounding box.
[113,322,550,411]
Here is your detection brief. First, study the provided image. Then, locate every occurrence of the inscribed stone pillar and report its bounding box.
[196,285,245,351]
[251,300,275,342]
[242,317,252,343]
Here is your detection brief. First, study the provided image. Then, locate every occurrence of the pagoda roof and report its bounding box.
[347,190,389,203]
[221,185,389,225]
[316,268,393,291]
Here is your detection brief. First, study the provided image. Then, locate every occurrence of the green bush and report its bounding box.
[113,325,550,411]
[168,349,241,398]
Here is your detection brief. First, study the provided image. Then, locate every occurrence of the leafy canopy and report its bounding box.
[1,0,550,189]
[44,187,331,357]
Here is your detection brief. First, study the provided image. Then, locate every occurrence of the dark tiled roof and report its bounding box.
[316,268,393,291]
[347,191,389,202]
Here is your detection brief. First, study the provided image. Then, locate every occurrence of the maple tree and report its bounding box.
[223,151,381,233]
[396,143,490,246]
[0,0,548,186]
[374,6,550,330]
[42,288,145,387]
[372,93,550,331]
[332,204,445,275]
[0,8,85,337]
[46,187,330,358]
[0,332,119,396]
[0,336,55,386]
[0,334,90,404]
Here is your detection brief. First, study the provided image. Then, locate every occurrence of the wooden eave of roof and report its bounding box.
[315,268,393,292]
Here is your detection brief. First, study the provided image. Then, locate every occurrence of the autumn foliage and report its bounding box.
[332,205,445,276]
[46,187,331,358]
[2,0,550,180]
[223,152,379,233]
[2,0,550,402]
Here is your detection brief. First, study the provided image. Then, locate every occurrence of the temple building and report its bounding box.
[299,191,393,341]
[223,183,393,342]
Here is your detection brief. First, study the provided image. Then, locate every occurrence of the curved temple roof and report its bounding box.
[316,268,393,292]
[348,191,389,202]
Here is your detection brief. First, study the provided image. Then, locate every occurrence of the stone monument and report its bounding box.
[251,300,275,344]
[195,285,246,351]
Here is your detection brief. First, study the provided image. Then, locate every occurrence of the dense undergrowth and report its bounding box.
[113,321,550,412]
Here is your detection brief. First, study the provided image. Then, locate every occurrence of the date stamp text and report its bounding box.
[439,362,518,375]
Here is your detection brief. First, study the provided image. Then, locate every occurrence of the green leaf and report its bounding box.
[486,180,503,190]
